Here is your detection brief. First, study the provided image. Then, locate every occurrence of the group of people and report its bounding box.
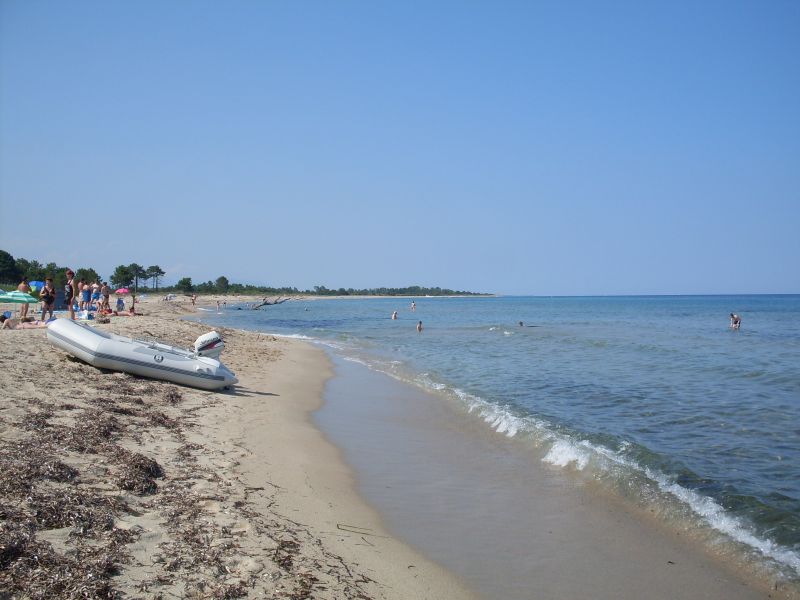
[7,270,129,326]
[390,302,424,332]
[61,270,123,320]
[389,301,743,335]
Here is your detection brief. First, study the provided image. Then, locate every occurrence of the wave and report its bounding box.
[460,393,800,578]
[328,349,800,580]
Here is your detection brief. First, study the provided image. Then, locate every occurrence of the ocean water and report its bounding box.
[197,295,800,585]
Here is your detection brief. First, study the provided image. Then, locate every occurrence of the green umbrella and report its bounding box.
[0,290,39,304]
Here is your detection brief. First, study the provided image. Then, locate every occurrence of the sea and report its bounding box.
[195,295,800,594]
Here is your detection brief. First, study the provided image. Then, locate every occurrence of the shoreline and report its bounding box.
[3,293,797,599]
[317,353,796,600]
[0,296,473,598]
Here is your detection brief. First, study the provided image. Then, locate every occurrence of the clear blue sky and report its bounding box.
[1,1,798,295]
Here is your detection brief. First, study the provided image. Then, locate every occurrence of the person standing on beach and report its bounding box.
[730,313,741,330]
[417,320,423,333]
[91,280,101,310]
[39,278,56,320]
[17,277,32,319]
[64,269,76,320]
[100,281,110,311]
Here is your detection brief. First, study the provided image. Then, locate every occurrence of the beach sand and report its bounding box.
[0,295,473,598]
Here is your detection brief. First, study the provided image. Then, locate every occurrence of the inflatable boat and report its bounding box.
[47,318,238,390]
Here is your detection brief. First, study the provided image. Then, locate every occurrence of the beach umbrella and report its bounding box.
[115,287,130,294]
[0,290,39,304]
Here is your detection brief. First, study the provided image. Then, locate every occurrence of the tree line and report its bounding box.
[1,250,487,296]
[0,250,165,292]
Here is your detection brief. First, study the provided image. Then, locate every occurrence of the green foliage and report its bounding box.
[0,250,21,282]
[1,250,488,297]
[302,285,485,297]
[146,265,166,291]
[127,263,148,295]
[175,277,193,293]
[111,265,133,288]
[74,268,101,284]
[0,250,101,290]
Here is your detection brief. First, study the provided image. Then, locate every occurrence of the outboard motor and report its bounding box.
[194,331,225,359]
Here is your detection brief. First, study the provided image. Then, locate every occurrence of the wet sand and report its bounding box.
[0,295,472,599]
[317,354,797,600]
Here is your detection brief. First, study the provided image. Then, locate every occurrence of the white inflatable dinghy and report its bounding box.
[47,318,238,390]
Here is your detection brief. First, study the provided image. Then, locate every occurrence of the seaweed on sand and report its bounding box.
[40,410,124,454]
[0,521,134,599]
[111,448,164,495]
[27,489,126,534]
[0,440,79,496]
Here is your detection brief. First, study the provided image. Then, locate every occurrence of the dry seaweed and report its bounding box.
[164,388,183,404]
[148,410,179,430]
[27,489,126,533]
[112,449,164,495]
[19,410,54,431]
[0,522,130,599]
[274,539,300,570]
[0,440,78,496]
[40,410,123,453]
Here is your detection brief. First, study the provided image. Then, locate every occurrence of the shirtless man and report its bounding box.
[91,281,101,310]
[17,277,32,319]
[416,320,423,333]
[100,282,111,311]
[729,313,741,330]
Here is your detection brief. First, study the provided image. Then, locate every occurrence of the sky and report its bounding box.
[1,1,798,295]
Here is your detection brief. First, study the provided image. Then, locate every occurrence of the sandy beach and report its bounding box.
[0,295,473,598]
[2,294,798,600]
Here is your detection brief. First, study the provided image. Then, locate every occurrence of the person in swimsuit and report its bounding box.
[100,282,110,311]
[80,280,90,310]
[729,313,741,330]
[91,281,101,309]
[39,278,56,320]
[416,320,423,333]
[1,315,47,329]
[17,277,32,319]
[64,269,76,320]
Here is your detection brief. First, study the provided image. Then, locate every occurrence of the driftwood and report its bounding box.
[251,296,290,310]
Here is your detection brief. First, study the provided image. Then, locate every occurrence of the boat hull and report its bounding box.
[47,318,238,390]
